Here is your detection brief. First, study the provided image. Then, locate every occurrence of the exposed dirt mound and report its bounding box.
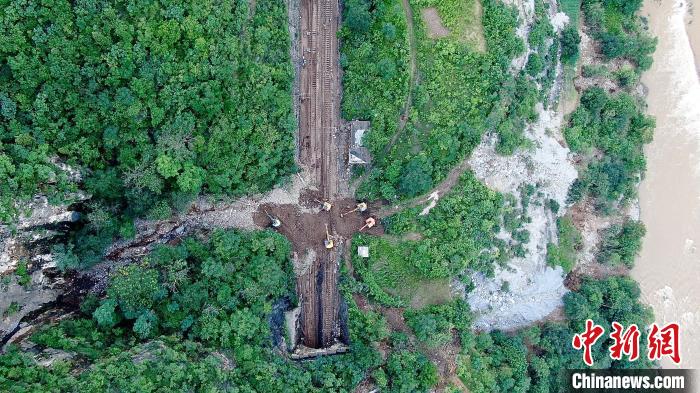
[253,199,383,349]
[421,8,450,38]
[253,199,384,253]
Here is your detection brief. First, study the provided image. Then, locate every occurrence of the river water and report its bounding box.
[633,0,700,370]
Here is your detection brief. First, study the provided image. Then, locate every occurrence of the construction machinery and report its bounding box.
[324,224,334,249]
[359,217,376,231]
[265,211,282,229]
[315,199,333,212]
[340,202,368,217]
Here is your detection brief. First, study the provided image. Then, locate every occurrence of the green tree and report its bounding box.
[399,157,433,198]
[107,265,161,319]
[598,221,646,268]
[561,25,581,64]
[93,300,119,329]
[386,351,438,393]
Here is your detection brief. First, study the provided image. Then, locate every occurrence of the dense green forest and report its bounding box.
[340,0,410,157]
[565,88,654,211]
[563,0,656,214]
[1,0,296,265]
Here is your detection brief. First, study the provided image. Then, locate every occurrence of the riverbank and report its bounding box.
[633,0,700,370]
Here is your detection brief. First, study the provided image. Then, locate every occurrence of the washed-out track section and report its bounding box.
[296,0,344,350]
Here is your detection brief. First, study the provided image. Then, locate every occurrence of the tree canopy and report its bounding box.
[1,0,296,262]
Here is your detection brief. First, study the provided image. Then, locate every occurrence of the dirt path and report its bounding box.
[383,0,419,154]
[376,156,470,218]
[350,0,418,193]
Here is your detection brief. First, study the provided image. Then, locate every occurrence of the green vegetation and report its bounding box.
[346,0,525,201]
[582,0,656,70]
[598,220,646,268]
[495,0,559,154]
[405,299,470,348]
[560,0,582,27]
[1,230,434,392]
[460,330,530,393]
[565,87,654,210]
[1,0,661,391]
[559,0,582,110]
[15,260,31,286]
[460,276,655,392]
[352,172,506,306]
[1,0,296,265]
[40,230,296,351]
[563,276,654,363]
[2,302,20,317]
[428,0,487,49]
[384,350,439,392]
[340,0,410,156]
[561,25,581,65]
[546,216,582,272]
[6,260,653,392]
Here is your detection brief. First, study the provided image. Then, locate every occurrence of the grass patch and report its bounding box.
[405,279,453,308]
[352,239,452,308]
[417,0,486,51]
[546,216,582,272]
[560,0,581,26]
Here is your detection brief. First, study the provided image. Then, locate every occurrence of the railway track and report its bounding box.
[296,0,342,350]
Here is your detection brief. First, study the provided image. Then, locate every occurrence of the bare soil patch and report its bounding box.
[253,199,383,349]
[253,200,384,254]
[421,8,450,39]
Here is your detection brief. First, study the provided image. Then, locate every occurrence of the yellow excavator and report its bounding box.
[324,224,334,249]
[265,211,282,229]
[315,199,333,212]
[340,202,367,217]
[359,217,376,231]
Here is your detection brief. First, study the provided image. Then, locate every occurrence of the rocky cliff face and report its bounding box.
[0,171,311,347]
[466,0,577,330]
[0,195,83,347]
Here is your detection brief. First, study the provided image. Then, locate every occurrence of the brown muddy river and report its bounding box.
[633,0,700,371]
